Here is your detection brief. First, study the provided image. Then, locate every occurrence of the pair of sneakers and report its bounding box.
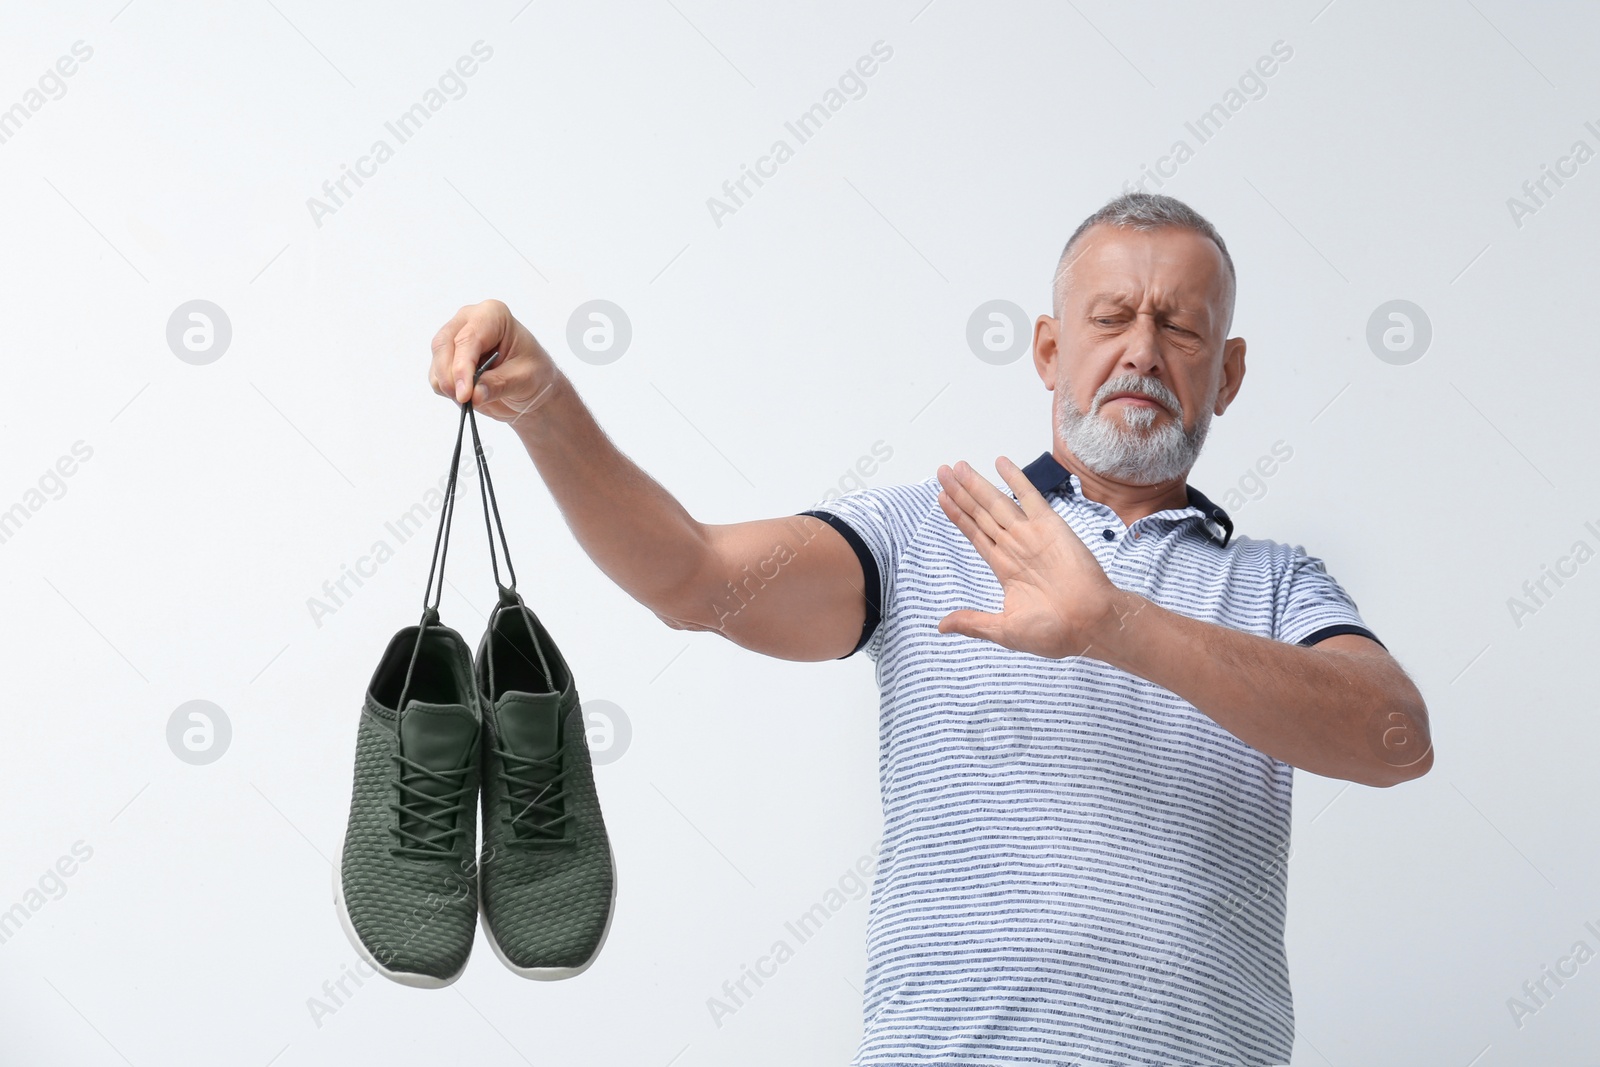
[334,395,616,988]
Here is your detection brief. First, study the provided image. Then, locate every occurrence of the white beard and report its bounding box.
[1056,372,1214,485]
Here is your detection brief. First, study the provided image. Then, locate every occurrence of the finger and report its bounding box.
[939,488,1019,585]
[450,303,507,404]
[952,458,1029,529]
[993,455,1052,520]
[941,487,1027,586]
[471,363,518,408]
[430,312,468,398]
[939,462,1014,545]
[937,608,1002,643]
[937,485,995,554]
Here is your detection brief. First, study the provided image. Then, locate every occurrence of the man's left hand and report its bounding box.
[934,457,1125,660]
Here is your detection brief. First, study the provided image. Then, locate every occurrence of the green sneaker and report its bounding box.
[335,399,483,988]
[335,618,482,988]
[475,586,617,979]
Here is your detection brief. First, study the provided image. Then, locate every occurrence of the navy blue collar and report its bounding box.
[1020,450,1234,547]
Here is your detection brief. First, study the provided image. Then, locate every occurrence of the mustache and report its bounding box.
[1091,374,1181,417]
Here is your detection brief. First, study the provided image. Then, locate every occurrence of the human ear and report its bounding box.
[1033,315,1060,391]
[1214,336,1247,416]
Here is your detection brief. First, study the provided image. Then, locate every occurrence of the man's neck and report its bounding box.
[1052,444,1190,528]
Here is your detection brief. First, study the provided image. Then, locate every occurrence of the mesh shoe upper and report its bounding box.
[476,593,615,971]
[339,623,482,982]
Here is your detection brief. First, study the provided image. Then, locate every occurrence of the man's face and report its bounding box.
[1034,224,1246,485]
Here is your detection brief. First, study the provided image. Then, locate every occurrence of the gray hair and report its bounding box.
[1051,192,1236,331]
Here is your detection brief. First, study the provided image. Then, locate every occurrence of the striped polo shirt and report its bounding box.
[798,449,1381,1067]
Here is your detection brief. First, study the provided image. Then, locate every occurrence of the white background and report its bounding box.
[1,1,1597,1064]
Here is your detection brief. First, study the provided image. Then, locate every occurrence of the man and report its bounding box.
[428,191,1432,1065]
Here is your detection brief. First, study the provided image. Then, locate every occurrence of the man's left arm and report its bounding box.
[933,456,1433,788]
[1091,599,1431,787]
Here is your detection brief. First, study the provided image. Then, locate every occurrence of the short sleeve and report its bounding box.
[1272,545,1386,650]
[797,479,941,661]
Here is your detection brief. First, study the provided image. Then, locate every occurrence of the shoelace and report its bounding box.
[389,356,572,853]
[497,743,574,846]
[388,756,475,859]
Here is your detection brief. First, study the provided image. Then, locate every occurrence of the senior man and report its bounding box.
[428,191,1432,1066]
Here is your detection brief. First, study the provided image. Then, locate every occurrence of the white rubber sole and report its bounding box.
[332,832,469,990]
[478,838,618,981]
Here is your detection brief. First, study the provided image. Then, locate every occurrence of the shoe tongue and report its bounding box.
[495,692,562,760]
[399,702,478,801]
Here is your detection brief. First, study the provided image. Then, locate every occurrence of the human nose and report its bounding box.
[1118,314,1165,377]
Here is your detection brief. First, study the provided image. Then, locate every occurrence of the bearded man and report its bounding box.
[429,190,1433,1066]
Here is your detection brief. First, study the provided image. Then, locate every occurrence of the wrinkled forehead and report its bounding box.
[1063,224,1232,315]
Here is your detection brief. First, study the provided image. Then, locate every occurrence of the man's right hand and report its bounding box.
[427,298,871,663]
[429,299,560,424]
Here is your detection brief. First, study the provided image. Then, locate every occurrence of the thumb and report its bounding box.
[938,609,1002,642]
[472,365,511,407]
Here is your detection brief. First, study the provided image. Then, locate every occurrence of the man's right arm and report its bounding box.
[429,300,871,663]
